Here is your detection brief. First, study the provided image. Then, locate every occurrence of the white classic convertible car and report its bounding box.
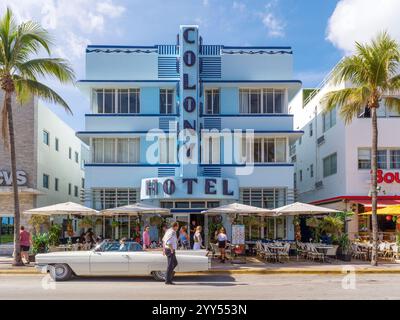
[35,241,210,281]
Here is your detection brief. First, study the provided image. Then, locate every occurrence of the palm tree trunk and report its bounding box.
[5,92,23,266]
[370,106,379,266]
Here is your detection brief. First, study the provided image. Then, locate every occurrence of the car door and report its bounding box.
[89,251,130,275]
[126,243,153,275]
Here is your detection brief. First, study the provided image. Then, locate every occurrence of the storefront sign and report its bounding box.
[377,170,400,184]
[232,225,245,245]
[140,177,239,200]
[0,170,27,186]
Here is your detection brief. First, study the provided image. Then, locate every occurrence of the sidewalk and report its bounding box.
[1,255,400,275]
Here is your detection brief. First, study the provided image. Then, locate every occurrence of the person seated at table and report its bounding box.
[119,237,129,251]
[85,228,97,248]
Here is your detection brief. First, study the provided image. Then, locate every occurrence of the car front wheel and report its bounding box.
[49,264,73,281]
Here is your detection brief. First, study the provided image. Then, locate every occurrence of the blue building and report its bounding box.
[77,25,302,243]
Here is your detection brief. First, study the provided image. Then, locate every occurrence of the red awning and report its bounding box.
[310,196,400,206]
[356,199,400,209]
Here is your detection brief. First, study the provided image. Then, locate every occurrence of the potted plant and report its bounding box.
[48,224,62,247]
[79,217,93,229]
[31,233,50,261]
[336,233,352,261]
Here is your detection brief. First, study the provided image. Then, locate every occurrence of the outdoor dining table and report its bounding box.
[314,245,333,255]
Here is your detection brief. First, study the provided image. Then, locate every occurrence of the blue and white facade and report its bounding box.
[77,25,302,242]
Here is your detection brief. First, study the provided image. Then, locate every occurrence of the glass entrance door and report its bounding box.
[174,214,190,247]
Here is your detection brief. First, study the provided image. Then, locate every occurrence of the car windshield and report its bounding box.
[94,241,143,252]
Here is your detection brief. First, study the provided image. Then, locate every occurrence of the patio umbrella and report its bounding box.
[202,202,275,216]
[273,202,341,216]
[362,205,400,215]
[24,202,99,216]
[100,202,170,216]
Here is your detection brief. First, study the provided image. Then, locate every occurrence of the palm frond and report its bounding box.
[384,97,400,114]
[321,87,369,124]
[16,58,75,83]
[14,79,72,115]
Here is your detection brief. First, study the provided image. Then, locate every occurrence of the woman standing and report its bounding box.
[179,226,190,249]
[193,226,203,250]
[217,227,228,263]
[142,226,151,249]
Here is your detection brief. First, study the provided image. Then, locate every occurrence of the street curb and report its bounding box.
[2,268,400,276]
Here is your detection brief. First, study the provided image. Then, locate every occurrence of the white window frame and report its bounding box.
[158,137,176,164]
[241,137,287,164]
[239,88,287,114]
[93,88,140,114]
[159,89,174,114]
[204,88,220,115]
[201,134,221,164]
[91,138,140,164]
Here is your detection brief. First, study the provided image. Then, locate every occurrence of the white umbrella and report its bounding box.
[24,202,99,216]
[273,202,341,217]
[202,202,275,216]
[100,202,170,216]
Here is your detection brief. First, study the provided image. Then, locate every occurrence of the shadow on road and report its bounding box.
[70,274,237,285]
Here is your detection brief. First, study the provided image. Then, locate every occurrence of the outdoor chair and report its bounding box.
[384,242,395,259]
[255,241,264,258]
[296,242,308,260]
[209,243,221,258]
[307,244,325,262]
[262,244,278,263]
[352,244,368,260]
[325,245,339,261]
[392,245,400,261]
[276,243,290,263]
[377,242,387,259]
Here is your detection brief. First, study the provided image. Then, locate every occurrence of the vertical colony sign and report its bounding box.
[179,26,199,177]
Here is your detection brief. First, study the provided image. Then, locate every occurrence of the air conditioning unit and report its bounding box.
[315,181,323,189]
[317,135,325,146]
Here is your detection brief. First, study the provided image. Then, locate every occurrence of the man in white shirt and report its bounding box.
[162,222,179,285]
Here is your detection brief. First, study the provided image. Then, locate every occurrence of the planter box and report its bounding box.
[337,254,352,262]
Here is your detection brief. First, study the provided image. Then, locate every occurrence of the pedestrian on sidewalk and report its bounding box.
[162,222,179,285]
[193,226,204,250]
[217,227,228,263]
[19,226,31,265]
[143,226,151,250]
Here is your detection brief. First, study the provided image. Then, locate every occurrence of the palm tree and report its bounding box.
[0,8,75,266]
[322,32,400,266]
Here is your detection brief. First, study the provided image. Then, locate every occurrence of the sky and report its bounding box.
[2,0,400,131]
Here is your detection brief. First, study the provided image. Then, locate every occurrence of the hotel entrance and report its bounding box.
[161,200,220,247]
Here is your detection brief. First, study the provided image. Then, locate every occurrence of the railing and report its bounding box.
[303,57,344,107]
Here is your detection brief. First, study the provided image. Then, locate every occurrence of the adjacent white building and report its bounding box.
[290,73,400,241]
[0,95,88,246]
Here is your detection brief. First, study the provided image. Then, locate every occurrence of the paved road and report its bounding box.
[1,274,400,300]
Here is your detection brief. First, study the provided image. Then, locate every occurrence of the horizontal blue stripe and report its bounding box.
[223,46,292,50]
[85,164,180,167]
[87,45,157,49]
[171,209,207,213]
[201,114,293,118]
[202,80,302,84]
[77,131,176,135]
[85,114,179,117]
[199,164,295,167]
[78,80,178,83]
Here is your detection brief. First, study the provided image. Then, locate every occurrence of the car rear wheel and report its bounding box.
[151,271,175,282]
[49,264,73,281]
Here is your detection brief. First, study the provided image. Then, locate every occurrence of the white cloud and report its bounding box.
[96,1,126,18]
[260,1,285,38]
[1,0,126,60]
[262,13,285,38]
[327,0,400,54]
[232,1,246,12]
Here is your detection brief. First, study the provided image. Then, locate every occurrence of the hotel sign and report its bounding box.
[0,170,27,186]
[140,177,239,200]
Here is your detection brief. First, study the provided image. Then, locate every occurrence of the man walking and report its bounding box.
[162,222,179,285]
